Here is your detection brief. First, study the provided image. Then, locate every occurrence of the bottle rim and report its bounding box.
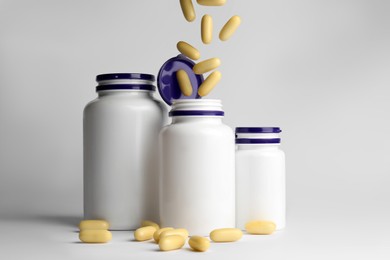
[96,73,155,82]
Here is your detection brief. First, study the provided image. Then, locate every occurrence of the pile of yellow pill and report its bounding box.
[176,0,241,98]
[77,218,278,252]
[79,220,112,243]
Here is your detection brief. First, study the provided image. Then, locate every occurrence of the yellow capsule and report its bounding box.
[79,230,112,243]
[201,15,213,44]
[219,15,241,41]
[176,70,193,96]
[197,0,226,6]
[188,236,210,252]
[159,235,186,251]
[79,220,109,230]
[134,226,157,241]
[159,228,189,241]
[180,0,196,22]
[193,58,221,74]
[141,220,160,230]
[153,227,174,243]
[198,71,221,97]
[177,41,200,60]
[245,220,276,235]
[210,228,243,242]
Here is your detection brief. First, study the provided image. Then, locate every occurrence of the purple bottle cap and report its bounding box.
[157,55,204,105]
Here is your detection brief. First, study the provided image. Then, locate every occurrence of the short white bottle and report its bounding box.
[159,99,235,235]
[83,73,167,230]
[235,127,286,230]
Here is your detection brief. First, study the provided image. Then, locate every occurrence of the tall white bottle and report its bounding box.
[235,127,286,230]
[159,99,235,235]
[83,73,167,230]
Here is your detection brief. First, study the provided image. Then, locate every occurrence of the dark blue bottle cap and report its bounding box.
[96,73,155,82]
[235,127,282,133]
[157,55,204,105]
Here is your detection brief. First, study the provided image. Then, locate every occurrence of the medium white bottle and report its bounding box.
[235,127,286,230]
[159,99,235,235]
[83,73,167,230]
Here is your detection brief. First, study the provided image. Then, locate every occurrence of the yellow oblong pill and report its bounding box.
[159,235,186,251]
[153,227,174,243]
[159,228,189,241]
[210,228,242,242]
[193,58,221,74]
[141,220,160,230]
[198,71,221,97]
[180,0,196,22]
[134,226,157,241]
[197,0,226,6]
[201,15,213,44]
[189,236,210,252]
[79,220,109,230]
[219,15,241,41]
[177,41,200,60]
[245,220,276,235]
[176,70,193,96]
[79,230,112,243]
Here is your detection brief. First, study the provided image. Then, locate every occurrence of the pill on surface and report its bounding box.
[176,70,193,96]
[197,0,226,6]
[177,41,200,60]
[180,0,196,22]
[193,58,221,74]
[159,235,186,251]
[159,228,189,241]
[209,228,243,242]
[245,220,276,235]
[79,230,112,243]
[198,71,221,97]
[188,236,210,252]
[134,226,157,241]
[201,15,213,44]
[79,220,109,230]
[141,220,160,230]
[219,15,241,41]
[153,227,174,242]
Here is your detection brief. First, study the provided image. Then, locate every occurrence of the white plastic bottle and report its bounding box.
[159,99,235,235]
[83,73,167,230]
[235,127,286,230]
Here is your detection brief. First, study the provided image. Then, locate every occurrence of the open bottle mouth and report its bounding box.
[169,99,224,117]
[95,73,156,92]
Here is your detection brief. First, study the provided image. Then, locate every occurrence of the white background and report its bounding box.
[0,0,389,259]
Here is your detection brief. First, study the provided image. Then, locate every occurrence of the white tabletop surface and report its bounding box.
[1,205,389,260]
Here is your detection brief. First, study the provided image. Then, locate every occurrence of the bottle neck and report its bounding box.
[97,90,153,98]
[172,116,223,124]
[237,144,280,150]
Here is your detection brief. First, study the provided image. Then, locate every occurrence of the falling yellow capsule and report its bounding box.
[176,70,193,96]
[193,58,221,74]
[198,71,221,97]
[201,15,213,44]
[177,41,200,60]
[219,15,241,41]
[180,0,196,22]
[197,0,226,6]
